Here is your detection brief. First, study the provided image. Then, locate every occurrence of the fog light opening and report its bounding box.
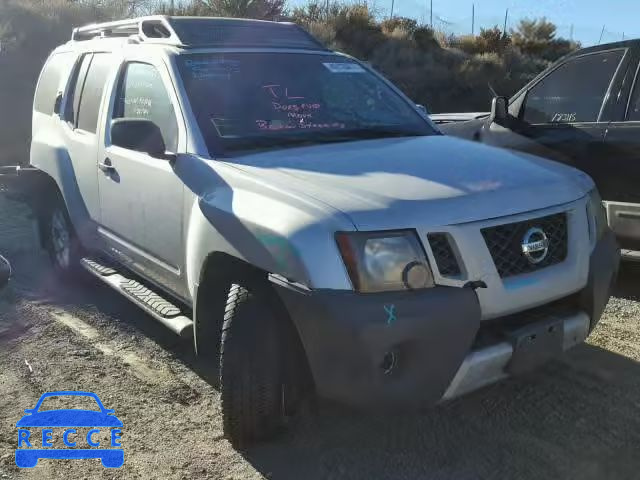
[403,261,432,290]
[380,350,397,375]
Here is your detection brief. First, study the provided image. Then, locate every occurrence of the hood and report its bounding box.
[226,135,593,230]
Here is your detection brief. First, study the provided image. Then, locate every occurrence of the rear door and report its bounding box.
[503,48,631,176]
[600,47,640,248]
[59,52,113,237]
[97,54,186,298]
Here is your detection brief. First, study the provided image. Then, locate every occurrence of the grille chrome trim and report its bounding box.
[481,213,568,278]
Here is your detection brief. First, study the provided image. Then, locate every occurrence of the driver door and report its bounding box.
[484,48,631,174]
[97,56,187,299]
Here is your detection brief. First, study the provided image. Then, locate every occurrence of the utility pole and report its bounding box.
[598,25,605,44]
[570,24,574,41]
[622,32,625,41]
[503,8,508,36]
[326,0,330,20]
[430,0,433,29]
[390,0,395,19]
[471,3,475,35]
[169,0,175,14]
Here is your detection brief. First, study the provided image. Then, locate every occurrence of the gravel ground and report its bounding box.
[1,195,640,480]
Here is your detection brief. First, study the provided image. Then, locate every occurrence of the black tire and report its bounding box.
[42,195,82,278]
[219,284,293,447]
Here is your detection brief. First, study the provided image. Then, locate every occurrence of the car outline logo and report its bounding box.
[15,391,123,469]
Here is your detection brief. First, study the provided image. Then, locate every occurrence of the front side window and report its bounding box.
[177,53,434,154]
[522,49,625,124]
[77,53,112,133]
[112,62,178,152]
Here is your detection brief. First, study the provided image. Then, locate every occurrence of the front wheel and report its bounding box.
[219,284,304,448]
[42,197,82,278]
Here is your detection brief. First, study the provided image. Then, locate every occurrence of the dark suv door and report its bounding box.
[504,48,633,176]
[600,55,640,251]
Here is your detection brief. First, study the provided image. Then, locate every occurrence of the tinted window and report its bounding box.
[626,68,640,121]
[113,63,178,152]
[77,53,112,133]
[522,50,625,124]
[64,54,92,126]
[34,53,74,114]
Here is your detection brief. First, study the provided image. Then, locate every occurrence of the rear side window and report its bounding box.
[64,54,92,126]
[522,50,625,124]
[626,68,640,121]
[113,62,178,152]
[77,53,112,133]
[34,53,74,114]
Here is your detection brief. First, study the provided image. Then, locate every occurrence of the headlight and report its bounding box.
[587,189,607,241]
[336,230,434,292]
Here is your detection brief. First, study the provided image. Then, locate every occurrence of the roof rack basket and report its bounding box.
[71,16,327,50]
[71,16,180,44]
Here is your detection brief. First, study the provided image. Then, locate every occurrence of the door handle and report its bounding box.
[98,159,115,173]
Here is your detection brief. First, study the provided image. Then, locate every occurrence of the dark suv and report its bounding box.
[435,39,640,260]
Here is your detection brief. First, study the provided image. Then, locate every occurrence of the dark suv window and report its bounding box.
[522,49,625,124]
[34,52,74,114]
[112,62,178,152]
[626,69,640,121]
[77,53,112,133]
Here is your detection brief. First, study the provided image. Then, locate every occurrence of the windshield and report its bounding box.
[177,52,435,154]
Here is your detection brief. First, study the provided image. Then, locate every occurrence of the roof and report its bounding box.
[71,16,327,51]
[566,38,640,58]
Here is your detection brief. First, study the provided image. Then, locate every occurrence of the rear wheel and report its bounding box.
[219,283,306,447]
[43,196,82,278]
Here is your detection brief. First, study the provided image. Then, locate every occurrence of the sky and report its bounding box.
[286,0,640,46]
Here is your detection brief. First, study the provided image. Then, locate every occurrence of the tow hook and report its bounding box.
[463,280,488,290]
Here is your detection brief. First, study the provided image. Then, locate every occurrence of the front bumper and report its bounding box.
[273,230,619,409]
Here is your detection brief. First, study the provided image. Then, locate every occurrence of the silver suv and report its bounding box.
[29,16,619,446]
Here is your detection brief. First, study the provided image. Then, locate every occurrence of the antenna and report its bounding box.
[488,82,499,98]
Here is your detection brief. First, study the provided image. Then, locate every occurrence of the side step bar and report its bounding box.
[621,249,640,262]
[80,257,193,338]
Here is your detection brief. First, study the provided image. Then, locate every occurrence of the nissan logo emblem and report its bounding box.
[521,227,549,264]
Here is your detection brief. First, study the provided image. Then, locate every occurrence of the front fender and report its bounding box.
[182,160,357,297]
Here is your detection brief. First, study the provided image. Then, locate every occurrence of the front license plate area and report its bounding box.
[506,319,564,375]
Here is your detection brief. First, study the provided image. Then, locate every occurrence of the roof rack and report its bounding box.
[71,16,180,44]
[71,16,327,51]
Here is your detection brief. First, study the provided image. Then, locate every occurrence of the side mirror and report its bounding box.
[0,255,11,289]
[490,96,509,126]
[53,92,63,115]
[111,118,168,159]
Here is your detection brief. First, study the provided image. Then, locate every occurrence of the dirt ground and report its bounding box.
[1,195,640,480]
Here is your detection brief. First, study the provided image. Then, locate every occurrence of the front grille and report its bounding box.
[428,233,461,276]
[481,213,568,278]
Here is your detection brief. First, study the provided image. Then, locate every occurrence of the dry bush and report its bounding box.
[0,0,120,165]
[0,0,579,167]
